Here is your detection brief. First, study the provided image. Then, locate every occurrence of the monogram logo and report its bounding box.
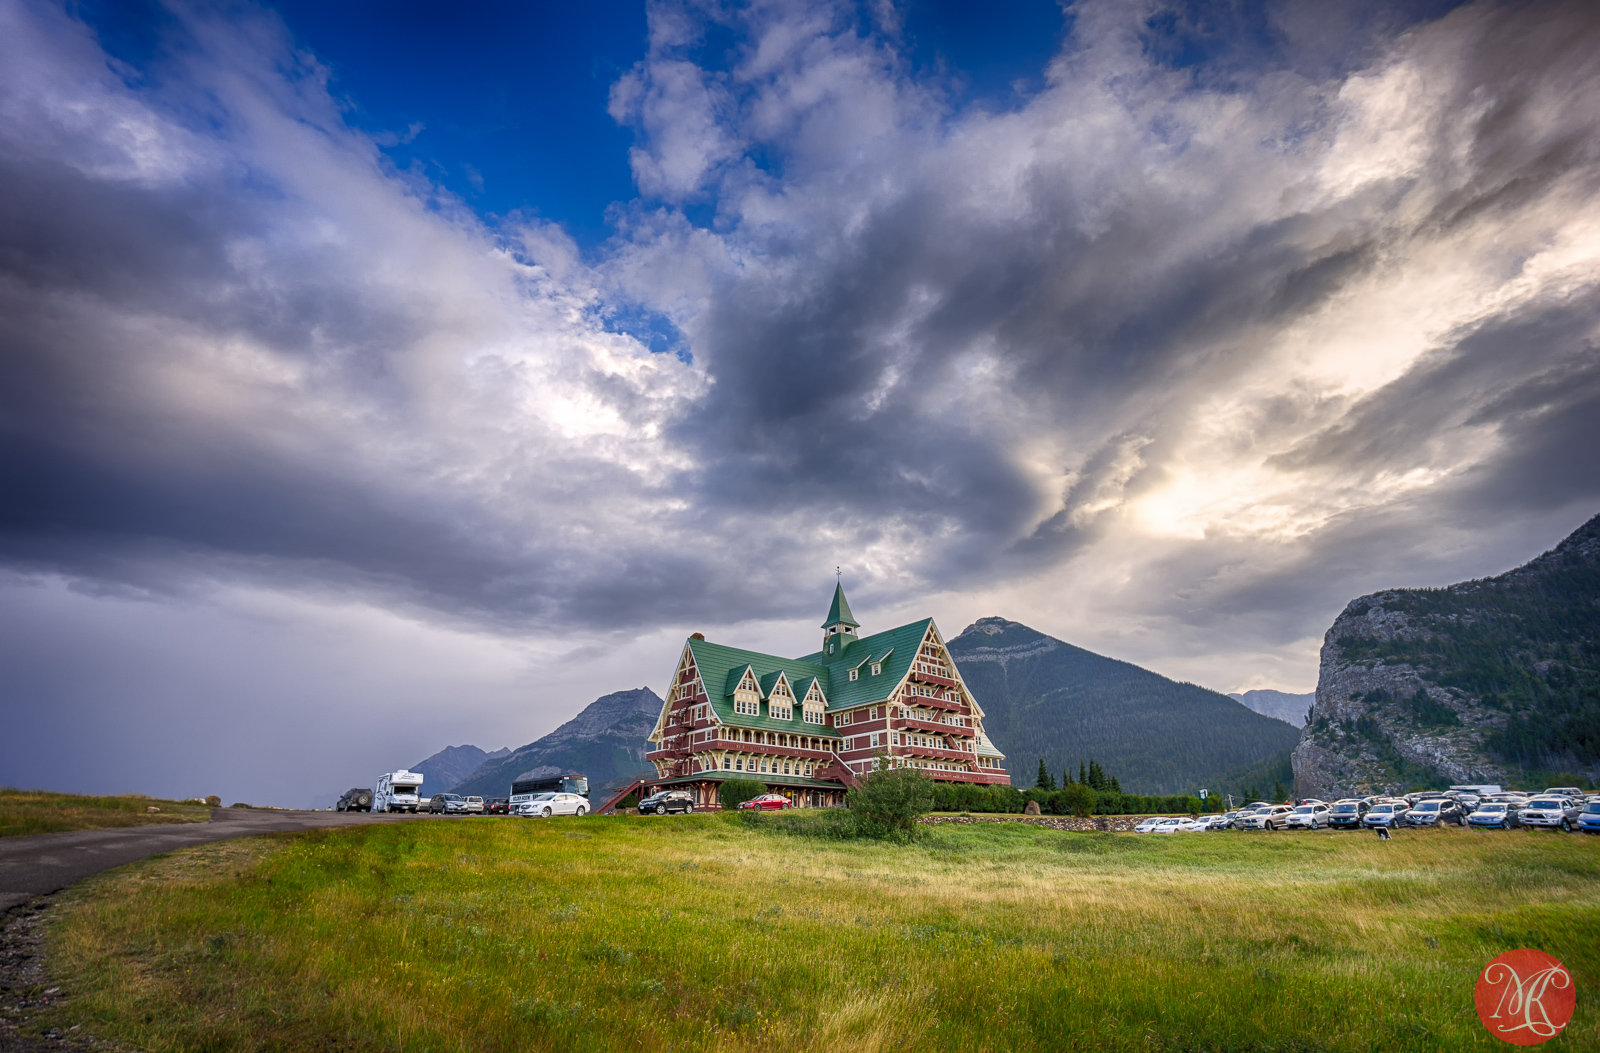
[1474,949,1576,1045]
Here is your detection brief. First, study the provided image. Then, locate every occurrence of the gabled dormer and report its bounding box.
[727,665,762,717]
[821,581,861,653]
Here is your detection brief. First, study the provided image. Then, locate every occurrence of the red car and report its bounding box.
[738,793,794,811]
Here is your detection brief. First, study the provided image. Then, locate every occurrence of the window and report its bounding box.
[734,698,759,716]
[836,711,851,726]
[871,663,881,676]
[848,668,859,681]
[870,733,880,747]
[770,704,793,721]
[803,708,823,724]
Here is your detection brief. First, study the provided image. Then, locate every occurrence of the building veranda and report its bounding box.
[645,585,1011,808]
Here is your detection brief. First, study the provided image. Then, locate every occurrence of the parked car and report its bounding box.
[639,789,696,815]
[336,787,373,812]
[463,796,485,814]
[1520,796,1580,831]
[1134,816,1173,833]
[428,793,470,815]
[1286,803,1332,830]
[1362,802,1410,828]
[515,792,589,818]
[1404,798,1465,826]
[1467,802,1521,829]
[485,797,510,815]
[1238,805,1293,830]
[1153,817,1201,833]
[1193,814,1232,831]
[737,793,793,811]
[1576,800,1600,835]
[1542,787,1586,799]
[1326,800,1368,829]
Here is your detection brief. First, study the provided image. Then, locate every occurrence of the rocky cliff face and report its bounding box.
[1292,513,1600,798]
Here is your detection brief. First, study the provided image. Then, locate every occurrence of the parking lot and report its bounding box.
[1134,786,1600,833]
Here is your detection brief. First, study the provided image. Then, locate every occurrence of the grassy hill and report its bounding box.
[448,687,661,801]
[949,618,1302,794]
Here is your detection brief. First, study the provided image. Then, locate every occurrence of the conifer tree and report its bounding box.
[1035,758,1056,791]
[1080,760,1088,786]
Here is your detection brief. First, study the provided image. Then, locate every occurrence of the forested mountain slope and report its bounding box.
[1292,512,1600,797]
[448,688,661,800]
[949,618,1301,794]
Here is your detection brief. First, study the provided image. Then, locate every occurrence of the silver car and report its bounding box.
[515,792,590,818]
[1519,797,1580,831]
[1362,802,1409,828]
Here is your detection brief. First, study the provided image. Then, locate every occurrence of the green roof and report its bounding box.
[822,582,859,628]
[682,618,936,735]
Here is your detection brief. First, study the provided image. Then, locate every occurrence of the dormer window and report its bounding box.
[870,663,882,676]
[849,668,858,681]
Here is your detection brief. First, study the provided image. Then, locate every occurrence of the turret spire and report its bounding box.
[821,581,859,652]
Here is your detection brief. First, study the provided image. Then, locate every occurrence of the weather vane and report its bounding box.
[836,565,841,581]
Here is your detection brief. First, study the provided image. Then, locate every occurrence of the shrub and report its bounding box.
[1059,783,1095,817]
[717,779,766,810]
[847,760,933,840]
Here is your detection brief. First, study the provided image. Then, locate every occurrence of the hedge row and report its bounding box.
[928,782,1208,816]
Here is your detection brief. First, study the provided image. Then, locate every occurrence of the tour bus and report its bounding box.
[375,770,425,813]
[509,773,588,813]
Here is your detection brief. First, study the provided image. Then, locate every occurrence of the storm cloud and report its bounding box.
[2,0,1598,803]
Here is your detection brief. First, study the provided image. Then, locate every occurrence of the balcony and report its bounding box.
[920,768,1011,786]
[644,747,689,763]
[894,716,972,736]
[898,742,976,763]
[909,668,958,688]
[706,741,837,762]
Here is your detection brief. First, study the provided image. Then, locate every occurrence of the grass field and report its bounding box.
[38,815,1600,1052]
[0,787,211,837]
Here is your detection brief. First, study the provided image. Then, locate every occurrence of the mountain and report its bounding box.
[1292,513,1600,798]
[410,744,510,794]
[448,687,662,800]
[1229,690,1314,728]
[948,618,1302,794]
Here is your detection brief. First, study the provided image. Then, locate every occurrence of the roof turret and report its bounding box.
[822,582,860,630]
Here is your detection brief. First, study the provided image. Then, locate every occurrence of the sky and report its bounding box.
[2,0,1598,807]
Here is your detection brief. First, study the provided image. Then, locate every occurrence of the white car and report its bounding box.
[464,796,485,814]
[1136,816,1198,833]
[1285,803,1332,830]
[1193,814,1232,831]
[515,792,589,818]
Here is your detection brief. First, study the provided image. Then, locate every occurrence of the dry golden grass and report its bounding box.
[37,815,1600,1052]
[0,787,211,837]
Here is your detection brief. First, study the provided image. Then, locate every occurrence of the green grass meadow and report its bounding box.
[40,815,1600,1052]
[0,787,211,837]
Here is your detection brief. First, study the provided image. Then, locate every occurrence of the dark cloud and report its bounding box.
[1,0,1599,797]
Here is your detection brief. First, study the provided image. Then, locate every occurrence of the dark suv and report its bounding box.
[486,797,510,815]
[336,788,372,812]
[639,789,695,815]
[1404,797,1465,826]
[1326,799,1368,828]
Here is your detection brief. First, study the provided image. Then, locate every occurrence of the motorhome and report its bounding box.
[375,770,424,813]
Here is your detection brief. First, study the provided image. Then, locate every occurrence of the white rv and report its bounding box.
[375,770,424,813]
